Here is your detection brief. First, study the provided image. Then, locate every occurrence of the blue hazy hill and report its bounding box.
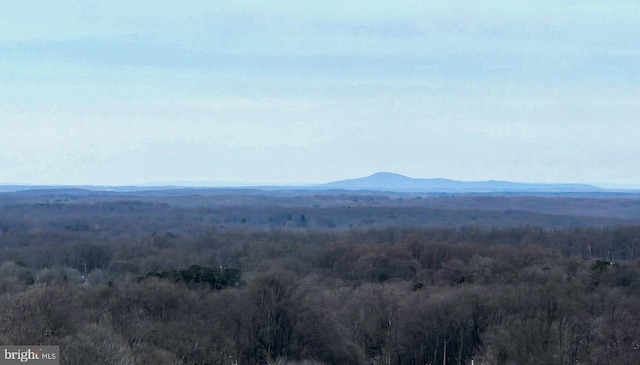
[319,172,601,193]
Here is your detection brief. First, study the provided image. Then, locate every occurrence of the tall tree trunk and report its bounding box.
[443,338,448,365]
[458,326,464,365]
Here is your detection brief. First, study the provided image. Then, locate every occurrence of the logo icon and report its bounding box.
[1,346,59,365]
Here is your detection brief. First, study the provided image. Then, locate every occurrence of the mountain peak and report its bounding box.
[368,172,411,180]
[322,172,427,191]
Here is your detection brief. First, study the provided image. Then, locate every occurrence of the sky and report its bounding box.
[1,1,639,186]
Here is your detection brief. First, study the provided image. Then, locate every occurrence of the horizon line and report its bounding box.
[1,171,640,191]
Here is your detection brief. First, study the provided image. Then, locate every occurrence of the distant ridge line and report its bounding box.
[1,172,637,195]
[318,172,603,193]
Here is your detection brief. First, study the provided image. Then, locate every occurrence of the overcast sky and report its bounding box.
[1,1,639,186]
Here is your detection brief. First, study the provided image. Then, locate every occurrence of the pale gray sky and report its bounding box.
[1,1,639,185]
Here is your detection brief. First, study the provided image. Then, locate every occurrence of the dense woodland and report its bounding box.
[2,191,640,364]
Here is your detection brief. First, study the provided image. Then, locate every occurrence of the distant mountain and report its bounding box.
[0,172,626,195]
[319,172,603,193]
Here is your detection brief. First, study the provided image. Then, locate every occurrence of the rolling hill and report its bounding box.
[319,172,602,193]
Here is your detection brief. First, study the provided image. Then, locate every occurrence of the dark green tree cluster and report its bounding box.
[139,264,240,290]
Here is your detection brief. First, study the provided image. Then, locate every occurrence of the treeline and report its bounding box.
[1,196,639,244]
[3,225,640,274]
[1,227,640,364]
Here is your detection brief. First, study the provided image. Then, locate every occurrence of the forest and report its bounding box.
[1,190,640,364]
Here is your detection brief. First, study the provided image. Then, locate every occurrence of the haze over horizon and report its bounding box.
[2,1,639,186]
[3,171,638,191]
